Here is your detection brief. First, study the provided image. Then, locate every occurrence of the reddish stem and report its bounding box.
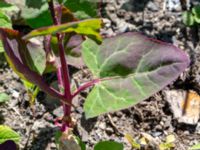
[72,79,100,98]
[48,0,72,131]
[57,35,71,98]
[57,67,64,90]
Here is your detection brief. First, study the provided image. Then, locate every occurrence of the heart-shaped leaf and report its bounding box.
[82,32,190,118]
[0,125,20,144]
[24,19,102,44]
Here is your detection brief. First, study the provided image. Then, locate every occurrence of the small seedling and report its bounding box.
[189,143,200,150]
[125,133,175,150]
[182,5,200,26]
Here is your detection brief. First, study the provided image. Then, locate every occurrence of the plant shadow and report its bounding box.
[27,127,56,150]
[80,113,98,133]
[0,110,5,124]
[25,0,44,9]
[121,0,151,12]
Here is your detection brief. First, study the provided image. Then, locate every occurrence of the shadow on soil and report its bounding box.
[121,0,151,12]
[80,114,97,132]
[0,110,5,124]
[28,127,56,150]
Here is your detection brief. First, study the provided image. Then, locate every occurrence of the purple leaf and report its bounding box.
[0,28,64,100]
[0,140,17,150]
[82,32,190,118]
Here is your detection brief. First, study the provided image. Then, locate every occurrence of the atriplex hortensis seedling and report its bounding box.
[0,0,189,149]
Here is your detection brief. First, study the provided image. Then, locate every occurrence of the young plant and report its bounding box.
[0,0,190,149]
[182,5,200,26]
[189,143,200,150]
[125,133,175,150]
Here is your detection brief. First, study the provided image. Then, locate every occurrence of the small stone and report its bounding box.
[101,28,115,37]
[165,0,182,11]
[147,1,159,12]
[102,18,111,28]
[151,131,162,137]
[99,122,106,130]
[116,21,129,33]
[112,117,118,122]
[9,98,18,107]
[164,90,200,125]
[53,106,63,117]
[12,90,20,98]
[196,123,200,134]
[106,127,114,135]
[50,143,57,149]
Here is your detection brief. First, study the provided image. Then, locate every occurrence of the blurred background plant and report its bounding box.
[182,5,200,26]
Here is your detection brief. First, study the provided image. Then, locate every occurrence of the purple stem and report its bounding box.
[72,76,119,98]
[72,79,100,98]
[57,67,64,89]
[48,0,72,131]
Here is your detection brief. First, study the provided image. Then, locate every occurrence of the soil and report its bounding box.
[1,0,200,150]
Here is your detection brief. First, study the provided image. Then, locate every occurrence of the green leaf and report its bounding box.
[0,1,19,15]
[22,79,40,105]
[192,5,200,23]
[82,32,190,118]
[21,2,53,29]
[94,141,123,150]
[4,0,52,28]
[74,136,86,150]
[0,11,12,28]
[64,0,98,19]
[0,42,4,53]
[182,11,195,26]
[26,38,46,75]
[0,93,9,103]
[57,0,67,4]
[0,10,11,53]
[0,125,20,144]
[24,19,102,44]
[55,130,62,149]
[189,143,200,150]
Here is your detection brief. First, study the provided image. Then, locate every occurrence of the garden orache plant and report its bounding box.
[0,0,190,149]
[183,5,200,26]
